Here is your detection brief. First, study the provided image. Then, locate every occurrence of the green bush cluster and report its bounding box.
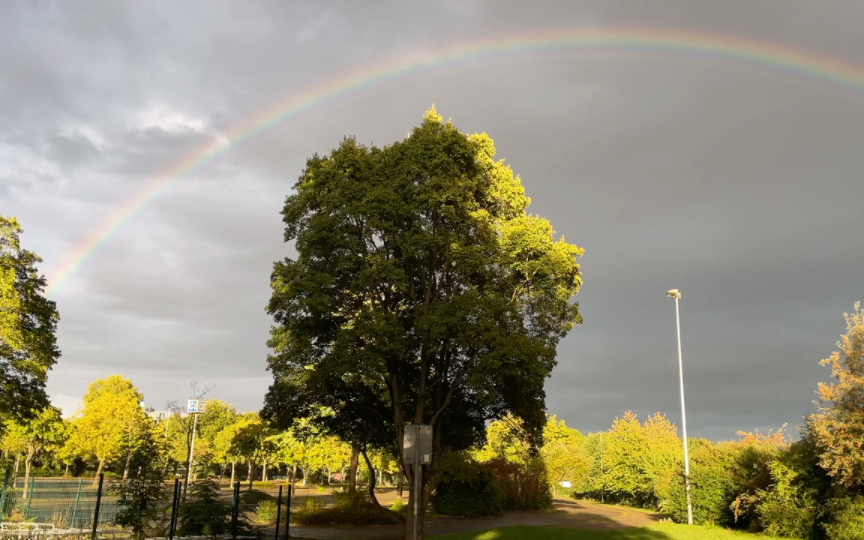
[179,479,256,538]
[432,451,504,517]
[572,427,864,539]
[254,500,279,524]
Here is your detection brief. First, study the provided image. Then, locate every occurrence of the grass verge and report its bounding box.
[429,524,784,539]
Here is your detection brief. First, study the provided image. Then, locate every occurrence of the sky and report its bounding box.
[2,0,863,441]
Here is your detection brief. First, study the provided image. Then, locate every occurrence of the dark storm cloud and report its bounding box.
[2,1,863,437]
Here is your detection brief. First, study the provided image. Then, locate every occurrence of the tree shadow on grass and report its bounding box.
[427,525,671,540]
[426,504,671,539]
[428,524,671,539]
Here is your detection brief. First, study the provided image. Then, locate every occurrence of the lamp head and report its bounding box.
[666,289,681,299]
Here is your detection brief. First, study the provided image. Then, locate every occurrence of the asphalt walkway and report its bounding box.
[280,497,664,539]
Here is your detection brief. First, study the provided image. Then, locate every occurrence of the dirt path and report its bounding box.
[281,496,665,539]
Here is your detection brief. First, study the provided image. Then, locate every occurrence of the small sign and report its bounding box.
[187,399,206,414]
[402,424,432,465]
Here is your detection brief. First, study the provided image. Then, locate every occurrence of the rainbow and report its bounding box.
[45,27,864,297]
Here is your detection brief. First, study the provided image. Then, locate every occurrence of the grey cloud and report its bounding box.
[2,0,862,437]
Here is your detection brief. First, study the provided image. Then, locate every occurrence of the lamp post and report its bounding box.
[184,399,206,498]
[666,289,693,525]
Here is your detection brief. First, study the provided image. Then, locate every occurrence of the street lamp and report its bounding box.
[666,288,693,525]
[185,399,207,497]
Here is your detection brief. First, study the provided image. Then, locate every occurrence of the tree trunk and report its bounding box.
[397,472,403,499]
[323,467,329,486]
[230,461,236,485]
[404,464,429,540]
[247,460,255,491]
[262,461,268,482]
[23,452,34,500]
[64,463,70,476]
[290,462,297,484]
[123,453,132,480]
[349,444,360,493]
[95,459,105,481]
[360,449,381,510]
[12,454,20,484]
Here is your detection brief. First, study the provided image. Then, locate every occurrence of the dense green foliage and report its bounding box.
[112,426,171,539]
[263,106,583,536]
[0,215,60,421]
[178,478,255,538]
[566,304,864,539]
[433,452,504,517]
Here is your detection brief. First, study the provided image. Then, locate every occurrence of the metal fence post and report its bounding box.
[285,484,291,539]
[231,481,240,540]
[0,470,9,517]
[274,485,282,540]
[91,473,104,540]
[168,479,180,540]
[70,477,83,528]
[24,476,35,521]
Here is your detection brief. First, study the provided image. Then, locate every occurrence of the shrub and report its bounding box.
[433,452,504,517]
[179,479,255,538]
[757,460,818,539]
[824,496,864,540]
[485,457,552,511]
[111,432,171,539]
[254,501,278,524]
[304,497,324,511]
[655,439,738,526]
[315,485,325,493]
[390,497,404,511]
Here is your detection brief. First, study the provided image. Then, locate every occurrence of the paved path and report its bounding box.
[281,497,664,539]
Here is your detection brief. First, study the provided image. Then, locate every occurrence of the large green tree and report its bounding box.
[66,375,148,478]
[0,215,60,422]
[263,107,583,538]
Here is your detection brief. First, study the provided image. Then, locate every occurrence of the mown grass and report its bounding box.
[429,524,784,539]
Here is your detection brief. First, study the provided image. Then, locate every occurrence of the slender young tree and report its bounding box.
[5,406,66,498]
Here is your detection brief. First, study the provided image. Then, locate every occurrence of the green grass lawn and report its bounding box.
[430,524,783,540]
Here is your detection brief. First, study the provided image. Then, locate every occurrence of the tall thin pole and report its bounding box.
[169,479,180,540]
[185,413,199,497]
[285,483,291,539]
[674,295,694,525]
[274,485,283,540]
[413,426,420,540]
[70,478,83,528]
[91,473,104,540]
[0,470,9,517]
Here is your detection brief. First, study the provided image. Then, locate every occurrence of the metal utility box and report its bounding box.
[402,424,432,465]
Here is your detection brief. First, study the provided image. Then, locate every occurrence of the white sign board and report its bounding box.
[402,424,432,465]
[187,399,206,414]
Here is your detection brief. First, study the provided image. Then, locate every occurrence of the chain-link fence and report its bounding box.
[0,475,301,539]
[0,476,120,529]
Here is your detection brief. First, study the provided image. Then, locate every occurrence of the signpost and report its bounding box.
[403,425,432,540]
[185,399,206,494]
